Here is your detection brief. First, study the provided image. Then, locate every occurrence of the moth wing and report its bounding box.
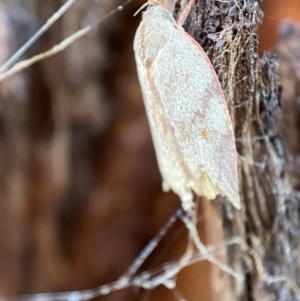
[134,19,240,209]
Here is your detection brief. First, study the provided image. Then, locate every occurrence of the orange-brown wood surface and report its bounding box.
[258,0,300,51]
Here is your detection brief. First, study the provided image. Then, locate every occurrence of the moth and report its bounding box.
[133,0,240,211]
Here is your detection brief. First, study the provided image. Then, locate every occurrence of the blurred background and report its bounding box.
[0,0,300,300]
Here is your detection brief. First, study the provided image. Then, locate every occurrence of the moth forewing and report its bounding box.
[134,4,240,211]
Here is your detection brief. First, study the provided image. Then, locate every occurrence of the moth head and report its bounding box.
[162,11,175,23]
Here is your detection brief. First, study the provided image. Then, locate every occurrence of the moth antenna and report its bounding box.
[133,0,162,17]
[177,0,195,26]
[134,2,150,16]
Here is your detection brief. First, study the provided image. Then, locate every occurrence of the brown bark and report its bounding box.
[0,0,299,300]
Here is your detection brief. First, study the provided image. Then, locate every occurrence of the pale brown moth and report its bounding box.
[133,0,240,211]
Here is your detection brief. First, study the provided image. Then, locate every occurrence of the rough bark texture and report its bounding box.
[184,1,295,300]
[0,0,299,300]
[187,1,300,300]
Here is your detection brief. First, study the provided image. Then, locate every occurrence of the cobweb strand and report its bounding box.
[0,0,132,82]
